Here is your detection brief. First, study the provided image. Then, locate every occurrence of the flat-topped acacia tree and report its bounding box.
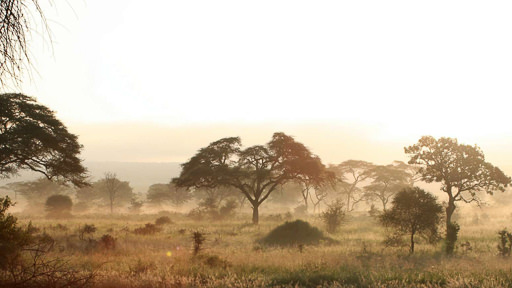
[173,132,327,224]
[405,136,511,253]
[0,93,88,187]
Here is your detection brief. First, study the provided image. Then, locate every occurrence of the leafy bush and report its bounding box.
[99,234,116,250]
[497,229,512,257]
[45,194,73,218]
[260,220,331,247]
[78,224,97,241]
[133,223,161,235]
[0,196,94,286]
[320,199,346,234]
[155,216,173,226]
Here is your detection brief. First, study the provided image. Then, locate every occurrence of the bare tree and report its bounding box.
[103,172,121,214]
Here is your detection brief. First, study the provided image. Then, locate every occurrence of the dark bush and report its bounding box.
[155,216,173,226]
[78,224,96,241]
[260,220,332,247]
[45,194,73,218]
[99,234,116,250]
[497,229,512,257]
[192,231,206,256]
[133,223,161,235]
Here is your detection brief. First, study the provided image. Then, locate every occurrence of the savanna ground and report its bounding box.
[14,208,512,288]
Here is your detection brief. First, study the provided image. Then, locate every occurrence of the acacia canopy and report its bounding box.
[0,93,88,187]
[173,132,327,224]
[405,136,510,252]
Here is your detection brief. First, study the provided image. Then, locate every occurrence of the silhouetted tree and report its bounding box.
[146,183,192,206]
[7,178,70,210]
[364,163,412,211]
[45,194,72,218]
[380,187,443,253]
[330,160,375,212]
[101,172,132,214]
[405,136,511,254]
[173,132,327,224]
[0,94,88,186]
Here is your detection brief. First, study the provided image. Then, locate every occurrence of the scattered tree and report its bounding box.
[405,136,511,253]
[146,183,192,206]
[7,178,70,210]
[364,163,412,211]
[380,187,443,254]
[45,194,72,218]
[98,172,133,214]
[0,93,88,187]
[330,160,375,212]
[173,132,327,224]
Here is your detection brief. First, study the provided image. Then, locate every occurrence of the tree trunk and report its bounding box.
[410,230,415,254]
[446,196,456,229]
[110,200,113,214]
[252,203,259,224]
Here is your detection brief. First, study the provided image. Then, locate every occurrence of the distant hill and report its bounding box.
[0,162,182,193]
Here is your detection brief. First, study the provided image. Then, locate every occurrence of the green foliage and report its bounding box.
[380,187,443,253]
[445,222,460,255]
[260,220,330,247]
[320,199,346,234]
[45,194,73,218]
[0,93,88,187]
[497,229,512,257]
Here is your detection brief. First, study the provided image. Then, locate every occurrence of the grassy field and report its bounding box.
[14,209,512,288]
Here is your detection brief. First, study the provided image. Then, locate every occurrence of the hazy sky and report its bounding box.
[13,1,512,167]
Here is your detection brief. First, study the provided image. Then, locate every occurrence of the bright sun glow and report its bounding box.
[14,0,512,163]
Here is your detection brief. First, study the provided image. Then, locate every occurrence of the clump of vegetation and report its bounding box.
[192,231,206,256]
[78,224,97,241]
[98,234,116,250]
[48,223,69,231]
[320,199,346,234]
[45,194,73,218]
[497,229,512,257]
[380,187,443,254]
[446,222,460,255]
[0,197,94,286]
[155,216,173,226]
[260,220,331,247]
[133,223,161,235]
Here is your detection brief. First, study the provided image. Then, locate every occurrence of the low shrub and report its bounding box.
[98,234,116,250]
[320,199,346,234]
[133,223,161,235]
[155,216,173,226]
[259,220,332,247]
